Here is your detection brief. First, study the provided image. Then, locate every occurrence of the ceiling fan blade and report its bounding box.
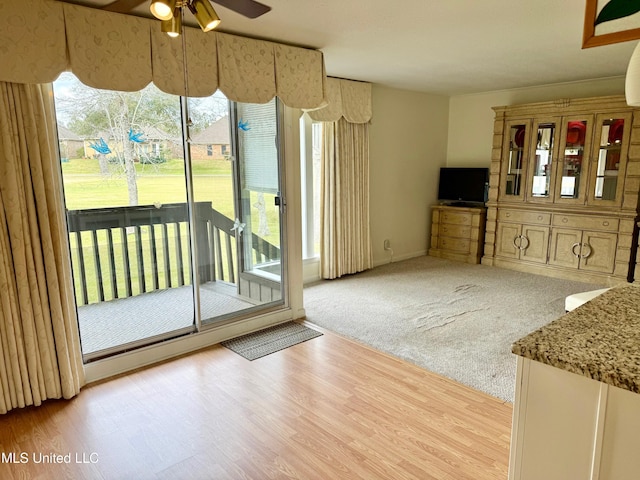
[213,0,271,19]
[102,0,147,13]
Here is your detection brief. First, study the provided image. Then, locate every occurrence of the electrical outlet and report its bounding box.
[384,239,391,250]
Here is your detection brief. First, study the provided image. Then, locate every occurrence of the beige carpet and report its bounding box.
[303,255,605,403]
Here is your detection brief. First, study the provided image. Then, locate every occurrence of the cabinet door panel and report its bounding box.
[521,225,550,264]
[580,231,617,273]
[500,120,532,202]
[599,386,640,480]
[496,223,521,259]
[554,115,594,205]
[516,359,601,480]
[587,112,632,208]
[528,118,560,203]
[549,229,581,268]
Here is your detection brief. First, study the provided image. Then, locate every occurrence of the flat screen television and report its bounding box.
[437,167,489,205]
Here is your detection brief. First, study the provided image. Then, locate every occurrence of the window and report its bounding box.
[207,144,213,156]
[300,113,321,259]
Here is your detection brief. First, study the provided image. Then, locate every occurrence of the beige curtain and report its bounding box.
[320,118,372,279]
[307,78,372,124]
[0,82,84,415]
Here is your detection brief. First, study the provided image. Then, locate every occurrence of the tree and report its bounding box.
[56,75,233,207]
[188,93,229,133]
[56,75,182,207]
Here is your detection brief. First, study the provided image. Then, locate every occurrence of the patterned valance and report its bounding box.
[307,77,372,123]
[0,0,326,108]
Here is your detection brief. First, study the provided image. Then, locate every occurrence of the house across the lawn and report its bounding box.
[190,115,231,160]
[57,123,84,161]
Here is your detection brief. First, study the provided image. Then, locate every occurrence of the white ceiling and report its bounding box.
[59,0,639,96]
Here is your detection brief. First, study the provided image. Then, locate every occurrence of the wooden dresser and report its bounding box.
[428,205,486,264]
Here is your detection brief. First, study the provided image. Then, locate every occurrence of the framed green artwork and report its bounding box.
[583,0,640,48]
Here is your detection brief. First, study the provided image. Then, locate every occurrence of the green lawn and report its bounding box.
[61,157,231,176]
[63,174,236,219]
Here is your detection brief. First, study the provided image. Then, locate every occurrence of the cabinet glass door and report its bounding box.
[529,119,559,201]
[587,112,631,206]
[555,116,593,204]
[500,120,531,201]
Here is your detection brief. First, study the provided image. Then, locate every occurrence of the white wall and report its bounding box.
[446,76,626,167]
[369,85,449,266]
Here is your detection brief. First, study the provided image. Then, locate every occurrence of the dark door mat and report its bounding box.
[221,322,323,360]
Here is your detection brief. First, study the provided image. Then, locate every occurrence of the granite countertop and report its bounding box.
[512,284,640,394]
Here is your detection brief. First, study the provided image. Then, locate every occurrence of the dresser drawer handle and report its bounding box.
[505,212,511,217]
[603,221,609,227]
[562,218,568,223]
[537,215,543,221]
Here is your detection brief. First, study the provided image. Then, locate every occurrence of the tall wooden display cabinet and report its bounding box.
[482,96,640,285]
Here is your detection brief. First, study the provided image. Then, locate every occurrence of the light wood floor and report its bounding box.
[0,323,513,480]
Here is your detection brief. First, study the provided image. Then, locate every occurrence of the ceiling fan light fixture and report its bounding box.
[189,0,221,32]
[150,0,176,21]
[161,7,182,37]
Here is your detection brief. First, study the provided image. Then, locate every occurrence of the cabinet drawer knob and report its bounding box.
[562,218,568,223]
[537,215,543,220]
[505,212,511,217]
[603,221,609,227]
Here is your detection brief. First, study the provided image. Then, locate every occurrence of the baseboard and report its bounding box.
[304,251,428,275]
[373,250,426,267]
[302,257,321,284]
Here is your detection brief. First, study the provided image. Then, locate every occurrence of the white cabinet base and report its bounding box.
[509,357,640,480]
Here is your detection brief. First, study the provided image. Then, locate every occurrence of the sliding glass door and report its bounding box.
[54,73,195,359]
[53,74,286,360]
[190,96,284,325]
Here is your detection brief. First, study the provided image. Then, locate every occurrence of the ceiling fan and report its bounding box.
[102,0,271,36]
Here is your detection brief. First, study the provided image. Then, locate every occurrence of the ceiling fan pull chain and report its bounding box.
[181,25,194,143]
